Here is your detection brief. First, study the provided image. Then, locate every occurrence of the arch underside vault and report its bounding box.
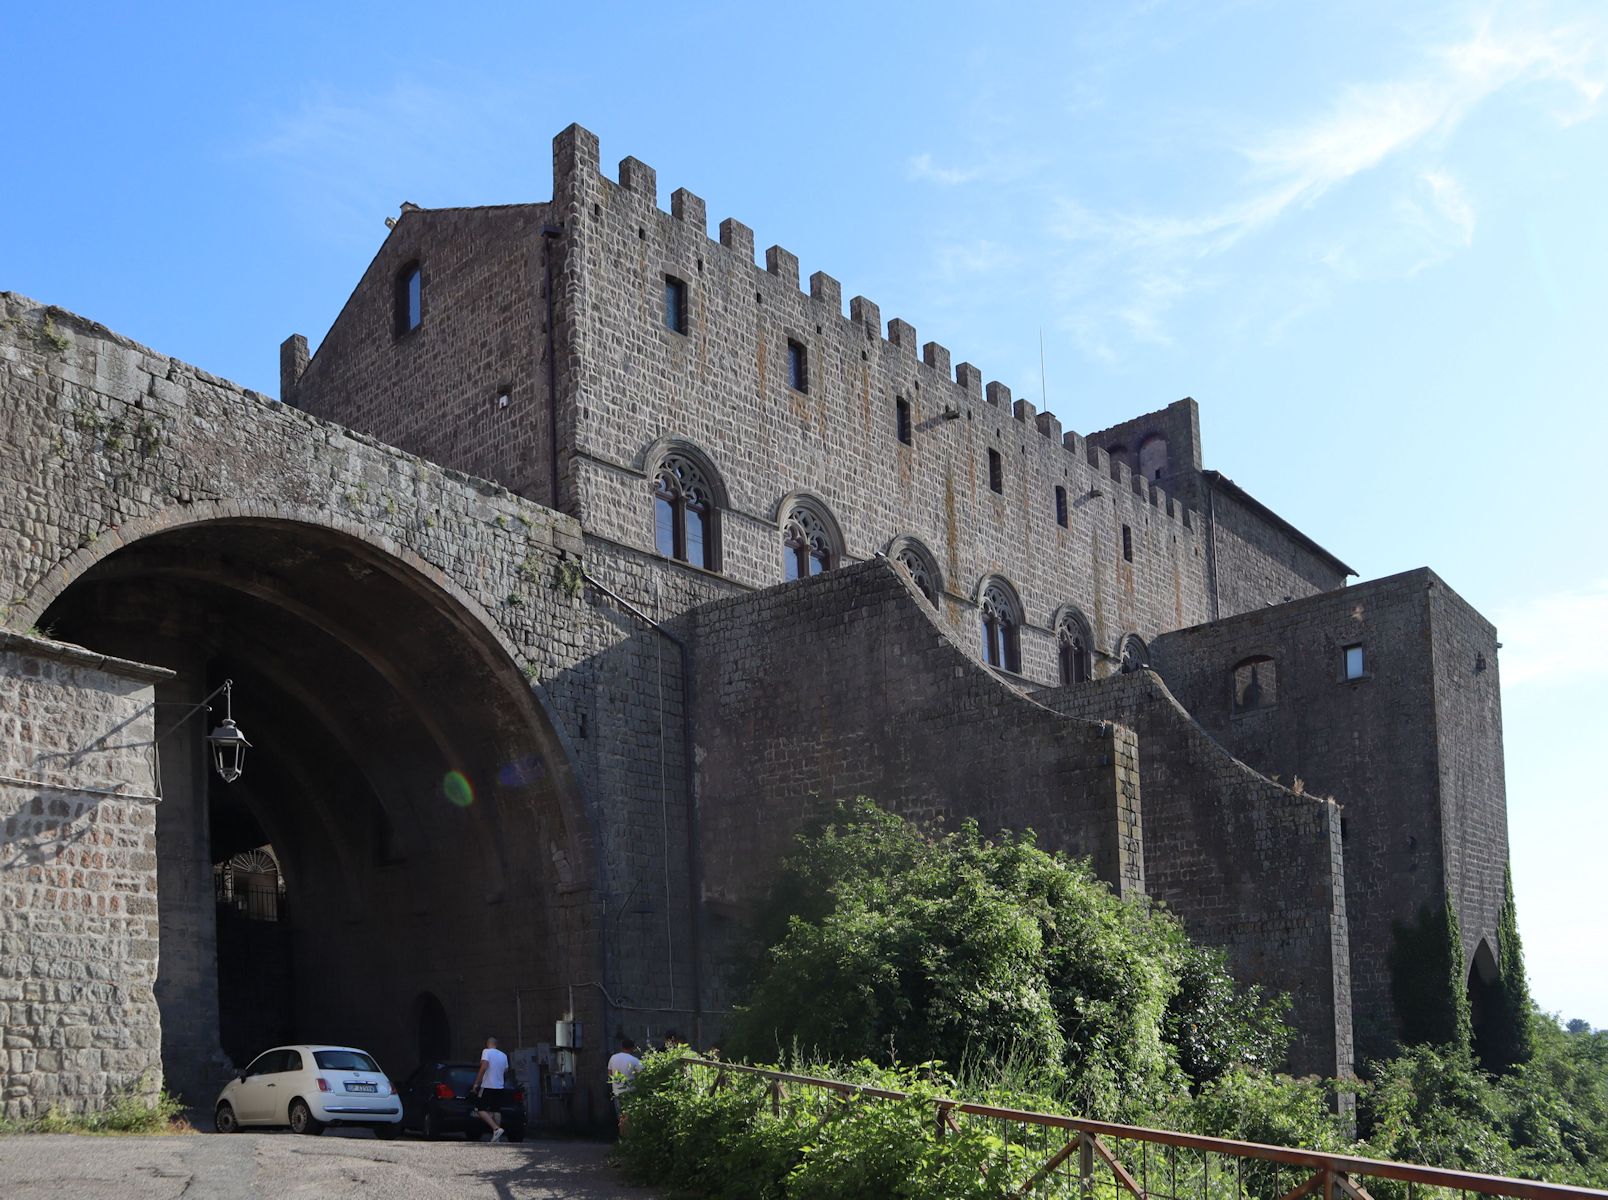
[39,517,593,1101]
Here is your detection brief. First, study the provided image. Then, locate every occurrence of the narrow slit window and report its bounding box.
[1122,525,1133,561]
[988,448,1003,494]
[396,263,422,336]
[896,397,912,445]
[664,275,688,334]
[787,339,809,392]
[1055,485,1068,527]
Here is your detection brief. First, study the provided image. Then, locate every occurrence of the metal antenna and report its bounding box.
[1039,328,1048,409]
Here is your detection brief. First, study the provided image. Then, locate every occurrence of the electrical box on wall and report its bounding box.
[554,1019,583,1049]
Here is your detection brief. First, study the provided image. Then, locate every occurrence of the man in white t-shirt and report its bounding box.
[606,1036,642,1136]
[471,1036,512,1142]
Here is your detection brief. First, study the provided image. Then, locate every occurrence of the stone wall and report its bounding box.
[290,202,557,504]
[549,125,1213,686]
[1084,404,1351,620]
[1428,582,1509,979]
[0,632,170,1119]
[686,558,1144,1014]
[1203,476,1351,621]
[0,294,626,1118]
[279,125,1360,689]
[1085,397,1204,495]
[1148,569,1504,1066]
[1036,670,1353,1079]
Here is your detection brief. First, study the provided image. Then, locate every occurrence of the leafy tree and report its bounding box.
[728,798,1286,1118]
[1359,1045,1520,1180]
[1164,944,1292,1091]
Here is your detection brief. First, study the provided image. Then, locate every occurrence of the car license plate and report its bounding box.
[345,1082,377,1093]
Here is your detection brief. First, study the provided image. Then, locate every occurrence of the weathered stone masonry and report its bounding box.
[0,632,168,1120]
[1037,670,1352,1079]
[1,118,1518,1115]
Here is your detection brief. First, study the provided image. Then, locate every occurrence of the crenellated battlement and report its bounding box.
[550,123,1209,545]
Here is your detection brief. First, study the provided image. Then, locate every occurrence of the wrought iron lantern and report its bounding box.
[206,680,251,783]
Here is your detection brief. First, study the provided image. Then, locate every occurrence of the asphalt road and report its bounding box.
[0,1128,661,1199]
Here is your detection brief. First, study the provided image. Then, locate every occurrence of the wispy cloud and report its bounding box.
[1420,169,1477,245]
[1047,10,1608,357]
[1495,580,1608,686]
[908,153,984,186]
[237,77,540,241]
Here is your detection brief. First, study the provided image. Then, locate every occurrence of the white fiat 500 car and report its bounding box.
[215,1045,402,1136]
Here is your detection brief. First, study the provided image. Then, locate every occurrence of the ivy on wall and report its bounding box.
[1388,892,1472,1052]
[1478,865,1535,1073]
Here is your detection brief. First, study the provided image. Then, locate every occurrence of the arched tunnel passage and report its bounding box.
[40,517,595,1103]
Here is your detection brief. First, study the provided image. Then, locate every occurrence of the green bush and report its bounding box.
[616,1054,1024,1200]
[1163,944,1292,1091]
[729,799,1290,1119]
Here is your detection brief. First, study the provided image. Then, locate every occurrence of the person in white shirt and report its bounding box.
[606,1036,642,1136]
[471,1036,512,1142]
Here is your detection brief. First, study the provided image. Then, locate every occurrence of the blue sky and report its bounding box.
[5,1,1605,1027]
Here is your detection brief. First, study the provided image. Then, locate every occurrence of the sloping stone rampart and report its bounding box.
[687,557,1144,1013]
[1036,670,1352,1080]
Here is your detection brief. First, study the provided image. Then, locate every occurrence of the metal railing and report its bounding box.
[214,877,284,922]
[676,1058,1606,1200]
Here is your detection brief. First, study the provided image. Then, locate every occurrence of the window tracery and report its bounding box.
[653,452,716,570]
[783,503,836,579]
[1056,610,1093,684]
[981,581,1022,673]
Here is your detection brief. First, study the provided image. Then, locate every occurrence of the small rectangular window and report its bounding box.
[988,448,1003,494]
[665,275,688,334]
[1055,486,1068,527]
[396,263,422,336]
[788,339,808,392]
[1122,525,1133,561]
[896,397,912,445]
[1344,644,1365,680]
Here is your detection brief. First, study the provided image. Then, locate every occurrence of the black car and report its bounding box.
[397,1061,527,1141]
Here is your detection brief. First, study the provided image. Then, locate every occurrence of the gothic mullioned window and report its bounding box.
[1056,609,1093,685]
[1118,633,1149,674]
[889,537,940,606]
[653,452,716,570]
[782,503,836,580]
[980,581,1022,674]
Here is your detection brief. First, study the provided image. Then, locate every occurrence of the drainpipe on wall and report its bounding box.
[540,224,563,512]
[578,569,704,1048]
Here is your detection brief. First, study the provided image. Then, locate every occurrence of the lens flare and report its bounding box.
[497,755,546,788]
[442,770,475,808]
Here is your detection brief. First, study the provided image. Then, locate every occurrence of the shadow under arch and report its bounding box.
[1468,936,1503,1068]
[35,511,600,1101]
